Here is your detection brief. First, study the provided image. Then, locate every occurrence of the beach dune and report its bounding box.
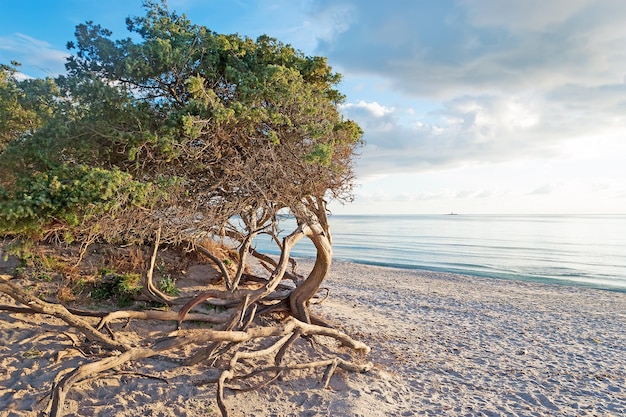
[1,259,625,416]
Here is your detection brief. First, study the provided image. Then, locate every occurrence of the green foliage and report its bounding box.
[158,275,180,296]
[306,143,334,166]
[0,63,60,154]
[0,164,156,236]
[36,272,53,282]
[0,0,362,243]
[22,347,43,359]
[72,278,88,297]
[91,271,142,307]
[1,239,34,263]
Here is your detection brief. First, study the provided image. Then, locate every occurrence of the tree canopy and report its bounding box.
[1,1,362,243]
[0,63,57,152]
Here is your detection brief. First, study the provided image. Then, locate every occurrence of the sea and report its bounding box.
[253,214,626,293]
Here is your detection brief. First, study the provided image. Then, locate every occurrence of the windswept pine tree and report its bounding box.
[0,2,367,416]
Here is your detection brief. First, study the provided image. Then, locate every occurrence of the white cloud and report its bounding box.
[341,94,558,177]
[460,0,591,32]
[302,1,355,44]
[341,100,392,118]
[0,33,68,76]
[315,0,626,189]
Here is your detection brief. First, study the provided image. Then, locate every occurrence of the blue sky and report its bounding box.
[2,0,626,214]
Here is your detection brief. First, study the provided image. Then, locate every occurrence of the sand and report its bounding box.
[1,258,625,416]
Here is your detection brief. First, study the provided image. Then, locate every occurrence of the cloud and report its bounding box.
[341,83,626,179]
[301,1,355,44]
[342,95,560,177]
[341,100,392,118]
[311,0,626,97]
[528,183,562,195]
[353,185,512,205]
[460,0,590,32]
[0,33,68,76]
[316,0,626,180]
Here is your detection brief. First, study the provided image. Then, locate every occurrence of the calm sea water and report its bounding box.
[254,214,626,292]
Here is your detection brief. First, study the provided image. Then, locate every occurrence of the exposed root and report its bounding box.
[0,279,127,351]
[40,316,370,417]
[96,308,231,330]
[0,215,371,417]
[143,223,175,305]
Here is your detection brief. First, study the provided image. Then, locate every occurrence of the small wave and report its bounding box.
[253,214,626,292]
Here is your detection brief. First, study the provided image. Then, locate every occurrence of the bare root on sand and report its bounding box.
[0,229,371,417]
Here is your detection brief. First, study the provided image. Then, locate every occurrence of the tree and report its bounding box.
[0,62,58,153]
[0,2,366,416]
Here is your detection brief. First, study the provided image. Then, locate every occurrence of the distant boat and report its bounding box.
[447,212,458,215]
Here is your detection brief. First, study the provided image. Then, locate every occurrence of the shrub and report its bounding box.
[0,164,155,237]
[91,271,142,307]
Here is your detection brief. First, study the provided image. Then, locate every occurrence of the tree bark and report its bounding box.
[289,208,333,323]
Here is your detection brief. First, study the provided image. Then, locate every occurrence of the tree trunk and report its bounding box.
[289,220,332,323]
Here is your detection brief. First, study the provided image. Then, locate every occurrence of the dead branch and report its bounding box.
[229,215,258,290]
[222,357,372,390]
[143,223,174,304]
[177,289,251,325]
[96,308,231,330]
[168,317,370,353]
[46,316,370,417]
[195,244,234,290]
[0,278,128,351]
[49,341,180,417]
[249,248,302,283]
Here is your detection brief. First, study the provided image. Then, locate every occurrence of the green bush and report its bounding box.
[0,164,154,236]
[90,271,142,307]
[158,275,180,296]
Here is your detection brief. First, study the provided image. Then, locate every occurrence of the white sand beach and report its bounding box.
[1,258,625,416]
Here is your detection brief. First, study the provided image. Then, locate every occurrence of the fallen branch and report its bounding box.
[0,278,128,351]
[96,308,231,330]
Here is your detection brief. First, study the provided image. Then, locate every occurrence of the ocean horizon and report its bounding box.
[253,214,626,293]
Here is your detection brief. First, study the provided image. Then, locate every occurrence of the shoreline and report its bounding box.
[327,256,626,294]
[2,259,625,416]
[262,213,626,294]
[256,248,626,294]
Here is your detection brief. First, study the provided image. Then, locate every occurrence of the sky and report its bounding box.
[2,0,626,215]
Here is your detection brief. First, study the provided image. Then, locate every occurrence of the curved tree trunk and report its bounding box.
[143,223,175,304]
[289,226,332,323]
[289,198,333,324]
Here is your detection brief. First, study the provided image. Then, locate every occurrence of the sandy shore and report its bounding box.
[1,258,625,416]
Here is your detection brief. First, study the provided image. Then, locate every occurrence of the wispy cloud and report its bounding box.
[313,0,626,96]
[0,33,68,76]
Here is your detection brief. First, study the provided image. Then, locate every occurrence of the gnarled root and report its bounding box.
[183,318,371,417]
[44,316,370,417]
